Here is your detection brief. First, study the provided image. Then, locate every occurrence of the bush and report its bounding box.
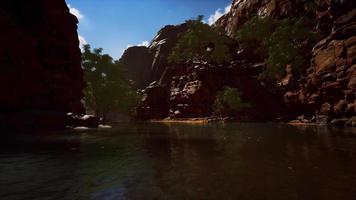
[236,16,320,81]
[261,17,320,80]
[213,87,250,116]
[236,16,275,59]
[169,16,233,64]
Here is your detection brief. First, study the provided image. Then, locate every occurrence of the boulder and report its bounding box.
[333,100,347,117]
[345,116,356,127]
[330,118,349,126]
[135,82,170,119]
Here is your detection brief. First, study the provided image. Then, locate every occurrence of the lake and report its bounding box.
[0,123,356,200]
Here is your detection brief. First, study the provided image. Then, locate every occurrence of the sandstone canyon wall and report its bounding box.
[125,0,356,124]
[121,24,188,89]
[0,0,85,129]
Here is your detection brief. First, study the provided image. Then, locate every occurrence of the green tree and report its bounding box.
[261,17,320,80]
[236,16,275,60]
[213,87,250,116]
[169,16,233,64]
[236,16,320,80]
[82,44,139,120]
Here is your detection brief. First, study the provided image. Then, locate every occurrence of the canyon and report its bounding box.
[0,0,355,129]
[123,0,356,125]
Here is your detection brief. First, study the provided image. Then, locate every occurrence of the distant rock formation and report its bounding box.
[121,24,188,89]
[0,0,85,130]
[120,46,152,89]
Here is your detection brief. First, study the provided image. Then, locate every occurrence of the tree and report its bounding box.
[236,16,275,60]
[169,16,233,64]
[261,17,320,80]
[236,16,320,80]
[82,44,139,120]
[213,87,250,116]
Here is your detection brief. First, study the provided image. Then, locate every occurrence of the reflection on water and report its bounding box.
[0,123,356,200]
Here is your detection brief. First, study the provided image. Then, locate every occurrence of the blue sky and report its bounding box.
[65,0,232,59]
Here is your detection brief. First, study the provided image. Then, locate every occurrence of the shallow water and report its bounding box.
[0,123,356,200]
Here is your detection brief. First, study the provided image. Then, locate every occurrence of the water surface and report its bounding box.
[1,123,356,200]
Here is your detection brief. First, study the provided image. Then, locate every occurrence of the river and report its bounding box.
[0,123,356,200]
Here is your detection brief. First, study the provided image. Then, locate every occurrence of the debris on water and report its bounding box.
[74,126,89,130]
[99,124,112,129]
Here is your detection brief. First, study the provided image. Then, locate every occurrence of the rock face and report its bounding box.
[0,0,84,130]
[285,5,356,123]
[135,0,355,123]
[215,0,317,38]
[135,61,284,120]
[121,24,188,89]
[120,46,152,89]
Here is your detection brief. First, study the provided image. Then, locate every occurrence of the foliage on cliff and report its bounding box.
[236,17,320,80]
[213,87,250,116]
[82,45,139,119]
[262,17,320,80]
[169,16,233,64]
[236,16,275,60]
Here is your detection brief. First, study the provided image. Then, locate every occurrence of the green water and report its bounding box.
[0,123,356,200]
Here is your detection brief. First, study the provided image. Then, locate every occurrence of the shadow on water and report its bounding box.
[0,123,356,199]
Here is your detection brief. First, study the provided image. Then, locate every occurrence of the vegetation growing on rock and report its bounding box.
[262,17,320,80]
[213,87,250,116]
[169,16,233,64]
[235,16,275,61]
[82,45,139,120]
[236,17,320,80]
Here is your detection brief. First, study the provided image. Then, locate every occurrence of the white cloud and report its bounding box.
[68,4,84,20]
[137,41,150,47]
[78,35,87,51]
[207,4,232,25]
[120,40,150,57]
[125,40,149,50]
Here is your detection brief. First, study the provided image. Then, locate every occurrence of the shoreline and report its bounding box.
[150,117,355,127]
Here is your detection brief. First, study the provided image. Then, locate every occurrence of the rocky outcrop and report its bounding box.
[120,46,152,89]
[135,0,355,124]
[121,24,188,89]
[0,0,84,130]
[213,0,356,124]
[215,0,318,37]
[135,61,284,120]
[284,7,356,124]
[135,82,170,119]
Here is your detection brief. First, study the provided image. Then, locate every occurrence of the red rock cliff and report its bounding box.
[0,0,85,130]
[0,0,84,114]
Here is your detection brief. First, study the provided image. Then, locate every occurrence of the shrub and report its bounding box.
[236,16,320,81]
[213,87,250,116]
[261,17,320,80]
[236,16,275,59]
